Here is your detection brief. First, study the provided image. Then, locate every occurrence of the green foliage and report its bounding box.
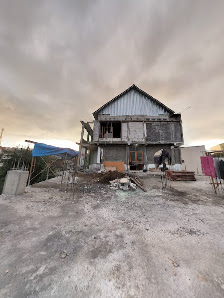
[0,148,57,194]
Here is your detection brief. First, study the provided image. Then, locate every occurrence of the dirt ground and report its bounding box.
[0,172,224,298]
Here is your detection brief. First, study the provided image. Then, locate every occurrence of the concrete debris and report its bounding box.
[129,182,137,190]
[109,176,141,191]
[120,178,129,184]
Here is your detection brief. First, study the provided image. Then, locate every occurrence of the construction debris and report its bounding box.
[130,176,147,192]
[98,171,125,184]
[119,178,129,191]
[166,170,196,181]
[109,175,145,192]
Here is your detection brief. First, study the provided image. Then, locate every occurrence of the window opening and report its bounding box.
[100,122,121,138]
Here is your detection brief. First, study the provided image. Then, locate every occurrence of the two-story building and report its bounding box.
[78,84,183,171]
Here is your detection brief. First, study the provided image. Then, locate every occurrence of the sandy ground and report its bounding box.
[0,173,224,298]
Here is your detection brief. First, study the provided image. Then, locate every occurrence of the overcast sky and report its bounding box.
[0,0,223,149]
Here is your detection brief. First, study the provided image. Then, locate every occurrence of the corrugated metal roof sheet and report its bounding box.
[98,89,167,116]
[93,84,174,118]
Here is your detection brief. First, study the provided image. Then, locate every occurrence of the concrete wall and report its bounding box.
[128,122,144,142]
[181,145,205,175]
[89,145,127,171]
[146,122,183,144]
[102,145,127,163]
[3,170,29,195]
[121,122,128,141]
[171,147,182,165]
[121,122,145,142]
[90,149,98,165]
[93,120,100,142]
[146,145,182,170]
[89,144,182,171]
[93,119,183,146]
[146,145,172,164]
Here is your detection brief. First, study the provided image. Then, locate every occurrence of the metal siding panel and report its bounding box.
[99,89,167,116]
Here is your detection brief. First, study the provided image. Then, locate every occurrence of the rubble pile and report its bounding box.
[109,175,146,192]
[109,177,137,191]
[98,171,125,184]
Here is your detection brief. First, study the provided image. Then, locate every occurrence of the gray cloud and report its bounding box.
[0,0,223,147]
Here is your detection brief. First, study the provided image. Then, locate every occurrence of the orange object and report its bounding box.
[104,161,125,172]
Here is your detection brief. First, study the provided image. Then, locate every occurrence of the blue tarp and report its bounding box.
[32,143,78,158]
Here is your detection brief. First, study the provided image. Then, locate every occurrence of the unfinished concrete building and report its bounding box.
[79,84,184,171]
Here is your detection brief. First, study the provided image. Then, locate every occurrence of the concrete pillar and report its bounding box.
[97,147,101,164]
[3,170,29,195]
[144,146,147,166]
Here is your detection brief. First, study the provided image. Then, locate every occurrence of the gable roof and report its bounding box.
[93,84,174,118]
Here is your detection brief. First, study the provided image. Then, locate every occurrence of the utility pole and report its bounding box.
[0,128,4,146]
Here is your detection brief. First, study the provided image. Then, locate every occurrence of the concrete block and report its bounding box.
[3,170,29,195]
[119,184,129,191]
[129,182,137,190]
[120,178,129,184]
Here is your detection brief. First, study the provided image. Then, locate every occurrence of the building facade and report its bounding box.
[79,85,184,171]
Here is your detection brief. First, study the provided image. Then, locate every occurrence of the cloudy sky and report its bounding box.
[0,0,223,150]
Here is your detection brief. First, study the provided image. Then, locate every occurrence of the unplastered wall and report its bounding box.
[171,147,182,164]
[90,149,98,165]
[102,145,126,162]
[146,145,182,170]
[146,145,172,164]
[146,122,183,143]
[93,120,100,142]
[121,122,128,141]
[122,122,145,142]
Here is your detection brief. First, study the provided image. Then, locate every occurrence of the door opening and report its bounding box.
[129,146,144,170]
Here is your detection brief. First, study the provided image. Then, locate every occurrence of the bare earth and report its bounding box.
[0,173,224,298]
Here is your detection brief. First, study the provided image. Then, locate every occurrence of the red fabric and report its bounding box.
[200,156,216,178]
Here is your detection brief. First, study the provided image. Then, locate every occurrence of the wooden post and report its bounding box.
[28,157,34,186]
[210,176,217,194]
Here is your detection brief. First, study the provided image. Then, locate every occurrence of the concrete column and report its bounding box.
[97,147,101,164]
[144,146,147,166]
[3,170,29,195]
[77,123,84,168]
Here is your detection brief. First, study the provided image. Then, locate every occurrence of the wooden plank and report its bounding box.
[104,161,125,172]
[130,177,147,192]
